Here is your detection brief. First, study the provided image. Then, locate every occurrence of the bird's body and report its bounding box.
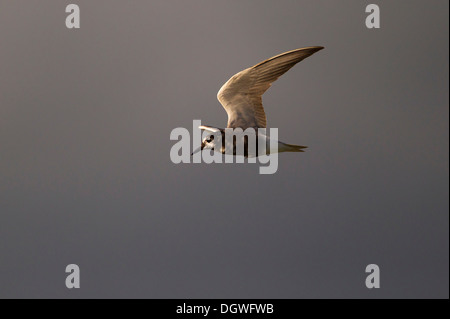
[197,127,306,157]
[192,46,324,157]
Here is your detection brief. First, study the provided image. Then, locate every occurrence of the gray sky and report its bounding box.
[0,0,448,298]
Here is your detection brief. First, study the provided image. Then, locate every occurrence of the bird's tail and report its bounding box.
[279,142,308,153]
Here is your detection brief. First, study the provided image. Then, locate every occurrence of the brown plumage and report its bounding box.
[217,46,324,129]
[192,47,324,157]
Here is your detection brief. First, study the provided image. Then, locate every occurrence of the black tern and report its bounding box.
[192,46,324,156]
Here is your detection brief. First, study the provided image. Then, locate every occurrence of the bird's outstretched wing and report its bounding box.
[198,125,221,133]
[217,46,324,129]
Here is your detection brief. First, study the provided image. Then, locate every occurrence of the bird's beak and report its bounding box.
[191,144,204,156]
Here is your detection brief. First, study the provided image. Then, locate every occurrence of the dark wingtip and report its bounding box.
[311,46,325,52]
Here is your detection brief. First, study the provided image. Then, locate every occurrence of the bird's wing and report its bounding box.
[217,46,324,129]
[199,125,221,132]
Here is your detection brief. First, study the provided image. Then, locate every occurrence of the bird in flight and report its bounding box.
[192,46,324,157]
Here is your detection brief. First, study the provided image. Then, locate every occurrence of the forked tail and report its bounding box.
[279,142,308,153]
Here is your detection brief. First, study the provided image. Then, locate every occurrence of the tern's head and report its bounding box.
[191,131,220,156]
[202,134,215,150]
